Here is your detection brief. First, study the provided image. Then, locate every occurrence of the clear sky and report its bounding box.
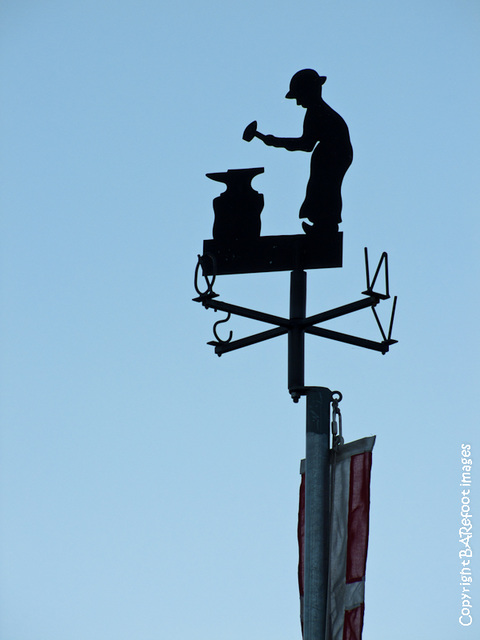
[1,1,479,639]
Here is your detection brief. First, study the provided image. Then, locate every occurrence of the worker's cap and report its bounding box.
[286,69,326,99]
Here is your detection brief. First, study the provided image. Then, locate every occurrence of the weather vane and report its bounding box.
[194,69,397,400]
[193,70,399,640]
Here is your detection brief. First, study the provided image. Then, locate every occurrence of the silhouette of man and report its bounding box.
[260,69,353,234]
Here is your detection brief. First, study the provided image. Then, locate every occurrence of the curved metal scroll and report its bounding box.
[194,253,217,297]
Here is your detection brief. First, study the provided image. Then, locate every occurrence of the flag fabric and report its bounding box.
[329,436,375,640]
[298,436,375,640]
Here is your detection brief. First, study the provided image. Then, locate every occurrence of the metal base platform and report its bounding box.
[202,232,343,275]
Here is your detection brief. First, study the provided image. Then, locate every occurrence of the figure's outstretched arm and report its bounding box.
[243,118,317,152]
[259,133,316,152]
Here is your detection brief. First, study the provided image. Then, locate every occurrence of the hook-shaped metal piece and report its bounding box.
[213,312,233,344]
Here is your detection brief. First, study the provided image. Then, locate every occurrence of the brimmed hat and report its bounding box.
[286,69,327,99]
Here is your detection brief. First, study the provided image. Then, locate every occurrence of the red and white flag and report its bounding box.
[298,436,375,640]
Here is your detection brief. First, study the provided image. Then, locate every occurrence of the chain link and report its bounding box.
[331,390,344,448]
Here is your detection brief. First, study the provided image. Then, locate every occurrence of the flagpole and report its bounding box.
[288,269,307,400]
[304,387,331,640]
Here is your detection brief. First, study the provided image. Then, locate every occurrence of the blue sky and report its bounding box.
[1,1,479,639]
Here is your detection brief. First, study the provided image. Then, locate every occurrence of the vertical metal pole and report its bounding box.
[304,387,331,640]
[288,269,306,401]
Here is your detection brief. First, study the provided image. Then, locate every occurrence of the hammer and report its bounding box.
[242,120,268,143]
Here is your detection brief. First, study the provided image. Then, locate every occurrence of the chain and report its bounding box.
[331,390,343,449]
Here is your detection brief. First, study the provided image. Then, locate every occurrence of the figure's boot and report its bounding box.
[302,221,314,234]
[302,220,339,235]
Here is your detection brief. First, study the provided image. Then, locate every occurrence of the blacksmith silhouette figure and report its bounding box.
[243,69,353,235]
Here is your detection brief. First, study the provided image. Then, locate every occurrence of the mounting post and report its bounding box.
[304,387,331,640]
[288,270,307,401]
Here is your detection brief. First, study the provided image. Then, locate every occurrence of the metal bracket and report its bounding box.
[194,275,397,355]
[362,248,398,345]
[193,249,398,395]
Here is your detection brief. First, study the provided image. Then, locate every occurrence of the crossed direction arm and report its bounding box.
[195,293,397,356]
